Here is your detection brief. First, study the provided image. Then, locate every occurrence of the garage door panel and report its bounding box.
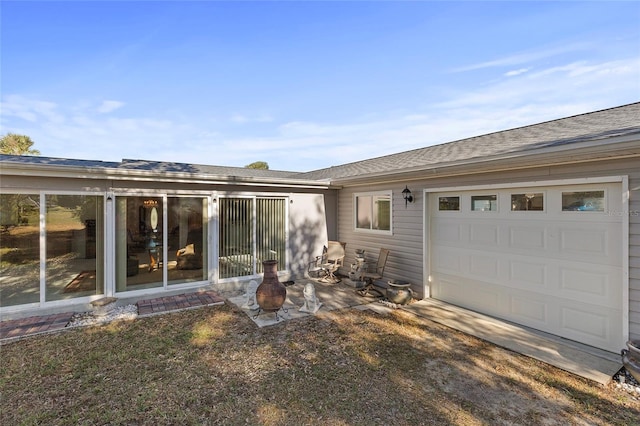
[434,221,465,244]
[429,183,624,352]
[560,228,606,253]
[562,307,608,340]
[432,246,464,274]
[560,304,619,348]
[509,227,547,250]
[558,265,622,307]
[434,248,621,305]
[508,259,547,288]
[509,295,548,324]
[433,275,502,314]
[469,254,499,278]
[470,224,499,246]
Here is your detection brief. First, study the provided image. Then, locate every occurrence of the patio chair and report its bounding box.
[356,248,390,297]
[308,241,346,283]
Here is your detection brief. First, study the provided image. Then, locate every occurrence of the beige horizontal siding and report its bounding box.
[337,157,640,342]
[337,184,425,296]
[629,171,640,341]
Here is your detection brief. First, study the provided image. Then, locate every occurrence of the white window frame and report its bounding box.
[560,189,607,213]
[437,195,461,212]
[470,194,498,212]
[353,190,393,235]
[509,191,547,213]
[216,193,290,281]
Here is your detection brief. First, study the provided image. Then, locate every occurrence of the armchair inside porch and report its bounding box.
[308,241,346,283]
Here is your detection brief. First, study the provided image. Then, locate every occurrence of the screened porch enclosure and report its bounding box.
[218,197,287,279]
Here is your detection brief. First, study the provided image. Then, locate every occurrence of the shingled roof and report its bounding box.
[0,155,296,178]
[2,103,638,185]
[116,159,297,179]
[295,102,640,181]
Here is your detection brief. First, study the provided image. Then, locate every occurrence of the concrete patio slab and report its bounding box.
[401,298,622,385]
[227,279,374,327]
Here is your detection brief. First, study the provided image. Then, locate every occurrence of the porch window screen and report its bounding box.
[256,198,286,273]
[218,197,287,279]
[219,198,254,279]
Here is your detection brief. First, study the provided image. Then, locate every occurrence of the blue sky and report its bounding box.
[2,1,639,172]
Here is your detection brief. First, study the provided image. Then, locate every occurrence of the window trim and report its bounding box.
[561,189,606,213]
[437,195,461,212]
[509,191,546,213]
[217,194,290,281]
[353,190,393,235]
[470,194,498,212]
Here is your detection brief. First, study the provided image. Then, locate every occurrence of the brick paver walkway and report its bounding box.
[1,290,225,342]
[0,312,74,340]
[136,290,224,316]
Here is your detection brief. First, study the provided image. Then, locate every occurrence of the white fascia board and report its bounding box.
[0,163,332,190]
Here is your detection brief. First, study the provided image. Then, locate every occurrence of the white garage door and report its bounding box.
[429,182,624,352]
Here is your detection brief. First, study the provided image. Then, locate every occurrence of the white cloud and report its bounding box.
[230,114,248,124]
[230,113,274,124]
[452,42,590,73]
[2,54,638,171]
[504,68,530,77]
[96,100,125,114]
[0,95,63,123]
[439,57,640,110]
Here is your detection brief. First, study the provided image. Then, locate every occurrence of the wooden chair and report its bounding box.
[357,248,390,297]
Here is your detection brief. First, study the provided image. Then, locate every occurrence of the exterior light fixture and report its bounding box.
[402,186,414,207]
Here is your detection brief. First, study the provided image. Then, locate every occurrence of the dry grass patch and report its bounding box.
[1,303,639,425]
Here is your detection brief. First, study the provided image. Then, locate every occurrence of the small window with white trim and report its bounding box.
[354,191,391,233]
[562,190,605,212]
[439,196,460,211]
[471,195,497,211]
[511,193,544,211]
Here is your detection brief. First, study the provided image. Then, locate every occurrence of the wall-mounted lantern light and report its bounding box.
[402,186,414,207]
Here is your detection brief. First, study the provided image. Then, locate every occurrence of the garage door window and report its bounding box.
[511,193,544,211]
[562,191,605,212]
[471,195,497,211]
[439,196,460,211]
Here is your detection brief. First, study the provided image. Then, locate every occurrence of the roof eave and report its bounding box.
[0,162,333,190]
[329,133,640,187]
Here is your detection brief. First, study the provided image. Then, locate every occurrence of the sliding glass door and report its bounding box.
[115,195,209,292]
[0,193,104,307]
[218,197,287,279]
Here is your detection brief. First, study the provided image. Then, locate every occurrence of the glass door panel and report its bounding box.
[168,197,208,285]
[45,195,104,301]
[115,196,163,292]
[0,193,41,306]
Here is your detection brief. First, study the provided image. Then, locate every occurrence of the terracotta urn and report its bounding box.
[256,260,286,312]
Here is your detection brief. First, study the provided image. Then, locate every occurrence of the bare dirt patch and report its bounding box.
[1,303,638,425]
